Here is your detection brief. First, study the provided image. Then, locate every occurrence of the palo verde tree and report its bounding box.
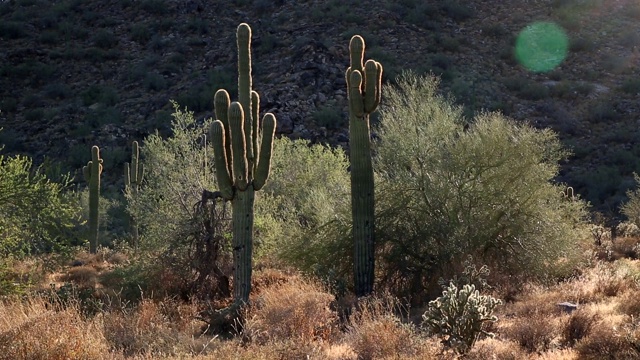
[346,35,383,297]
[209,23,276,305]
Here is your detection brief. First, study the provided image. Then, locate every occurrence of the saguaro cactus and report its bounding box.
[83,145,103,254]
[346,35,383,297]
[209,23,277,305]
[124,141,144,248]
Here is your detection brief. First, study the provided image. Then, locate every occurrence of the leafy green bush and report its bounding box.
[257,136,350,262]
[128,103,231,298]
[0,152,82,258]
[621,173,640,227]
[373,73,589,299]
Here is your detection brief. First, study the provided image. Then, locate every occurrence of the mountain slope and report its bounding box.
[1,0,639,213]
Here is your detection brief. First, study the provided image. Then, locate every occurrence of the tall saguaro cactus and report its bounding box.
[83,145,103,254]
[124,141,144,248]
[209,23,277,305]
[346,35,383,297]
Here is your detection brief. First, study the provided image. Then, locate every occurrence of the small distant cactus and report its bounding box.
[346,34,383,297]
[83,145,103,254]
[422,281,502,354]
[124,141,144,248]
[561,186,575,201]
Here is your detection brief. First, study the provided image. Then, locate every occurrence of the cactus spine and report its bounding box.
[346,35,383,297]
[209,23,276,305]
[83,145,103,254]
[124,141,144,248]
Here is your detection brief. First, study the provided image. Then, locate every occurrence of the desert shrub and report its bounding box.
[575,324,640,359]
[507,316,556,353]
[128,103,231,299]
[374,73,589,299]
[0,151,82,258]
[0,297,109,360]
[345,296,422,360]
[621,173,640,227]
[102,298,209,357]
[562,310,599,346]
[243,278,337,343]
[258,136,350,264]
[312,102,345,129]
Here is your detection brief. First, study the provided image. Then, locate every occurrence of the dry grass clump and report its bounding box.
[555,261,637,303]
[243,277,337,343]
[343,295,427,360]
[59,265,99,287]
[102,298,212,357]
[0,297,109,360]
[464,338,528,360]
[561,310,599,346]
[505,316,557,353]
[574,322,640,359]
[611,237,640,259]
[617,289,640,316]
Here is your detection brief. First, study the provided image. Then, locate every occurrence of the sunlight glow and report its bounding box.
[515,22,569,73]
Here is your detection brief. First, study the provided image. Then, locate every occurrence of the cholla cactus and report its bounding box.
[422,282,502,354]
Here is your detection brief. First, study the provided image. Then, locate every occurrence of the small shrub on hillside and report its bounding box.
[312,102,344,129]
[0,21,27,39]
[575,324,640,359]
[621,173,640,226]
[103,298,209,357]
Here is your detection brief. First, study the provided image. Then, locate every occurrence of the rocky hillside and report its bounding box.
[1,0,640,213]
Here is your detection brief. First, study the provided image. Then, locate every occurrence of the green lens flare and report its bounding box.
[515,22,568,73]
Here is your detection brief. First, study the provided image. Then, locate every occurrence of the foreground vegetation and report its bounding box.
[2,34,640,356]
[4,250,640,359]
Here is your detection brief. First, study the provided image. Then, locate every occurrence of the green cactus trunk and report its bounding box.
[83,145,103,254]
[231,185,255,301]
[124,141,144,248]
[350,113,375,296]
[346,35,383,297]
[209,23,276,305]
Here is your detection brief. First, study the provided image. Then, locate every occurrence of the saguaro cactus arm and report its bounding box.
[253,113,276,191]
[210,120,234,200]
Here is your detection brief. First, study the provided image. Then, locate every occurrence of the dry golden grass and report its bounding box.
[0,297,109,360]
[8,255,640,359]
[243,277,337,343]
[574,322,640,359]
[59,265,99,287]
[465,338,528,360]
[102,298,213,357]
[342,295,432,360]
[561,310,599,346]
